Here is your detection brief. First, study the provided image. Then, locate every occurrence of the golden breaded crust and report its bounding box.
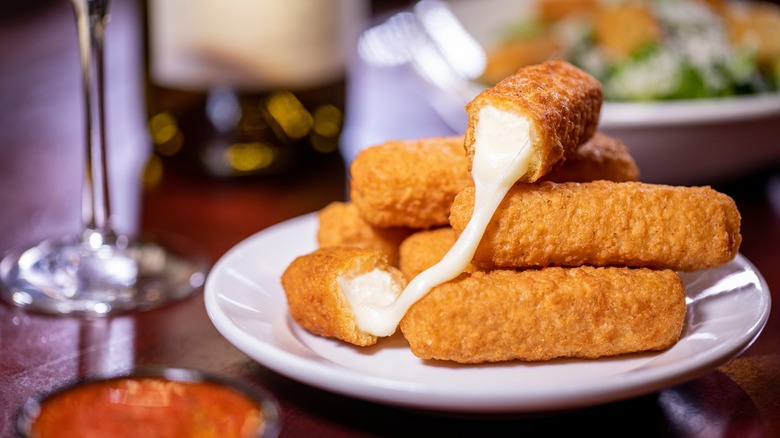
[464,60,603,183]
[350,131,635,229]
[541,132,639,182]
[317,202,413,266]
[281,247,405,346]
[350,136,473,229]
[398,227,475,281]
[449,181,741,271]
[400,266,686,363]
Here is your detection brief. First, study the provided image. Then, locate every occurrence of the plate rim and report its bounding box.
[205,213,772,414]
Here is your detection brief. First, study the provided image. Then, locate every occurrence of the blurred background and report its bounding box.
[1,0,779,258]
[0,0,413,255]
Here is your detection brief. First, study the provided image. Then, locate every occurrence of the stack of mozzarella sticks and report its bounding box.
[281,60,742,364]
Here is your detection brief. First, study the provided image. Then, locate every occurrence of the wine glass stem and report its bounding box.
[73,0,113,235]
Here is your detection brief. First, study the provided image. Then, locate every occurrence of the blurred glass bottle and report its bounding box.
[142,0,366,179]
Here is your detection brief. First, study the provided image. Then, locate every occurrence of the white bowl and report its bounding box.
[427,0,780,185]
[598,96,780,184]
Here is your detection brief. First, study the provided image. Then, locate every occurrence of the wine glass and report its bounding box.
[0,0,208,315]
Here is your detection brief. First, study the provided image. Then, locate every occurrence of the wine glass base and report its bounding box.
[0,231,209,315]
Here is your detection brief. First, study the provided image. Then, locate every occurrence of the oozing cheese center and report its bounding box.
[339,268,401,308]
[344,106,532,336]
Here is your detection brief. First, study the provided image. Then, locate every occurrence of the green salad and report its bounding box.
[493,0,780,101]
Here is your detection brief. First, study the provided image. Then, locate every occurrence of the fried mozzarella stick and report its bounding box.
[349,136,472,229]
[350,132,636,229]
[281,247,406,346]
[317,202,413,266]
[449,181,742,271]
[350,61,604,230]
[463,59,603,183]
[398,227,475,281]
[400,266,686,363]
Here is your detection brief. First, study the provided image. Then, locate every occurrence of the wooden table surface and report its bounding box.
[2,1,780,436]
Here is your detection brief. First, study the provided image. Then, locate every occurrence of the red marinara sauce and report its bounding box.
[23,377,271,438]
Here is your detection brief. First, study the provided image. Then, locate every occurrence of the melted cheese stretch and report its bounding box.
[343,107,531,337]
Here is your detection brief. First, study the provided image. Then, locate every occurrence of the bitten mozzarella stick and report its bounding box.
[400,266,686,363]
[317,202,413,266]
[398,227,475,281]
[349,136,472,229]
[281,247,406,346]
[449,181,742,271]
[350,132,636,229]
[464,59,603,183]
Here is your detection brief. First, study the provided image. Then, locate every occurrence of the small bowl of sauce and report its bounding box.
[16,368,281,438]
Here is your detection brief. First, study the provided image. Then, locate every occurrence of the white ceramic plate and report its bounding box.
[205,213,771,414]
